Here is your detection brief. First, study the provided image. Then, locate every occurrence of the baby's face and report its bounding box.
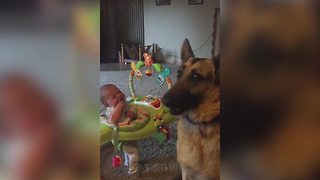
[102,86,125,107]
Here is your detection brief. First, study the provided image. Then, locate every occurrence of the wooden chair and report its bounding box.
[119,43,158,64]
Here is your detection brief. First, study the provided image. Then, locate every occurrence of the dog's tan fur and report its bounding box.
[164,40,220,180]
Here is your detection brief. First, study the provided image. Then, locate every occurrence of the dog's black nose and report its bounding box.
[162,92,171,107]
[162,92,186,115]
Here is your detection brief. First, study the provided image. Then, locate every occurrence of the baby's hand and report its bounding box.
[111,100,125,125]
[117,100,125,108]
[126,111,137,121]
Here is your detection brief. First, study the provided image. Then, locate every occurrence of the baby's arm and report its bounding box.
[109,101,125,125]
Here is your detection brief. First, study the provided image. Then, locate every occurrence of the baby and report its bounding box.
[100,84,139,174]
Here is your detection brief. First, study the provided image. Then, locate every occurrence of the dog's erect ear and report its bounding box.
[181,39,195,63]
[214,55,220,85]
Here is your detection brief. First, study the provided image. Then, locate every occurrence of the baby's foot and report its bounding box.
[128,165,138,174]
[128,157,138,174]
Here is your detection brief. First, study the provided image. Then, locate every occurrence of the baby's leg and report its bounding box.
[124,153,129,166]
[122,142,139,174]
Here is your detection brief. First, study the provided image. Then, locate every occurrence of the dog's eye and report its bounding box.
[190,72,203,81]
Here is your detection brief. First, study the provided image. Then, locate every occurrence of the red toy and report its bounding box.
[112,155,122,168]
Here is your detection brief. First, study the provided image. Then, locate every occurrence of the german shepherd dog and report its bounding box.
[163,39,220,180]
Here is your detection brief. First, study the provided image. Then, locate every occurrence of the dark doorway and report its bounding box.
[101,0,144,63]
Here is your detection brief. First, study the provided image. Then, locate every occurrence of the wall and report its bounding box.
[144,0,219,64]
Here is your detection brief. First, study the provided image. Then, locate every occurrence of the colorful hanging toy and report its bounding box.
[143,53,154,76]
[129,53,172,97]
[111,127,122,168]
[153,110,170,143]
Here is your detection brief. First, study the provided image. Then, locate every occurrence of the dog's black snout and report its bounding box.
[162,92,171,107]
[162,90,202,116]
[162,92,183,115]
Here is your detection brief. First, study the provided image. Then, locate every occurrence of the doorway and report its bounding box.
[100,0,144,63]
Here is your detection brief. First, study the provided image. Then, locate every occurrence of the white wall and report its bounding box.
[144,0,219,64]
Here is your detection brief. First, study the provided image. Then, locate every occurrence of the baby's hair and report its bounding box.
[100,84,116,106]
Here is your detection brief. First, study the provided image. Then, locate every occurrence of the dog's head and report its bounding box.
[162,39,220,120]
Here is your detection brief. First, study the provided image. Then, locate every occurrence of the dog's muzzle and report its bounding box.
[162,91,201,116]
[162,93,184,115]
